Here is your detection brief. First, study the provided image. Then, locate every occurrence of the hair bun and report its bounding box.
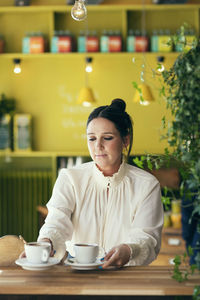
[110,98,126,112]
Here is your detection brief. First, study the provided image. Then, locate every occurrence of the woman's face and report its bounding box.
[87,117,128,176]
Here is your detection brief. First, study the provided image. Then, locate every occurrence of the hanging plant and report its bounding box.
[161,38,200,270]
[132,26,200,296]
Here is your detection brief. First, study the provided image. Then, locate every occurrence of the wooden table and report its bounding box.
[0,265,199,299]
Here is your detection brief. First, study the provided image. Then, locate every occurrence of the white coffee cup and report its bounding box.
[25,242,51,264]
[74,243,104,264]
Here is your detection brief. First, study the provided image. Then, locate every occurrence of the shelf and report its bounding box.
[0,4,199,12]
[0,52,180,59]
[0,151,90,157]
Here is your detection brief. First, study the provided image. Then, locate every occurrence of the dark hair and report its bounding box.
[87,98,133,159]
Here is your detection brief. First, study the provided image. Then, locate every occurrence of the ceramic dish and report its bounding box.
[15,257,60,271]
[65,257,103,270]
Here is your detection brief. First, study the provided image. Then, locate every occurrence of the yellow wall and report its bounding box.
[0,53,174,155]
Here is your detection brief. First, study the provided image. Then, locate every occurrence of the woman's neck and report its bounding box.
[96,162,122,177]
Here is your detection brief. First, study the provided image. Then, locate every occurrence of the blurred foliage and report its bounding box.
[0,93,16,120]
[133,25,200,286]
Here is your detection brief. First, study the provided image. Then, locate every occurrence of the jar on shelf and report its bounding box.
[0,114,11,151]
[108,29,122,52]
[100,29,109,53]
[51,30,73,53]
[77,30,86,52]
[171,199,181,214]
[164,211,171,228]
[86,30,99,52]
[22,31,46,54]
[151,29,159,52]
[78,30,99,53]
[158,29,172,52]
[171,213,182,229]
[135,30,149,52]
[176,28,197,52]
[126,29,135,52]
[13,114,32,151]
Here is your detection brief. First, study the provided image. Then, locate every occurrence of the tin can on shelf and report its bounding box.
[78,30,99,53]
[171,213,182,229]
[51,30,73,53]
[0,114,11,151]
[164,211,171,228]
[23,32,46,54]
[14,114,32,151]
[171,199,181,214]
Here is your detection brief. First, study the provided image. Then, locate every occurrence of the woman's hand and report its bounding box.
[102,244,131,269]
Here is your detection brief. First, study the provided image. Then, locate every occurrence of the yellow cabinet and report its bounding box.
[0,3,199,155]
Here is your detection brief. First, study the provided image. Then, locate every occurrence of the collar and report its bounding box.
[92,161,126,188]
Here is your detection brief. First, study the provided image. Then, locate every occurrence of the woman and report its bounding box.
[38,98,164,268]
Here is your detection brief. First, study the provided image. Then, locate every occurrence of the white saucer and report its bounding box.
[15,257,60,271]
[64,258,103,270]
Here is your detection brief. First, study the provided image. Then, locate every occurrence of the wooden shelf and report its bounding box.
[0,4,199,11]
[0,151,90,157]
[0,52,180,60]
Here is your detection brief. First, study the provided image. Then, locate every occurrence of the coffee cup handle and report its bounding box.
[98,246,106,259]
[42,249,49,263]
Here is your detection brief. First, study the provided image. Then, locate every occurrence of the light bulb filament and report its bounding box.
[71,0,87,22]
[85,64,93,73]
[14,64,21,74]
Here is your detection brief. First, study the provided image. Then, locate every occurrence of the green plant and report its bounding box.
[172,247,196,283]
[0,93,16,120]
[133,154,181,210]
[133,25,200,294]
[193,285,200,300]
[161,39,200,264]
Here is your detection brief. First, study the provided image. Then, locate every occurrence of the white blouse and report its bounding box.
[38,161,164,265]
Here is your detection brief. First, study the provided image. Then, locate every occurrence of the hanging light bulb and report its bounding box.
[13,58,21,74]
[157,64,165,72]
[77,55,96,107]
[85,57,93,73]
[71,0,87,22]
[157,56,165,72]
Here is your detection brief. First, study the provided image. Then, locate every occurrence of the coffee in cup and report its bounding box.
[25,242,51,264]
[74,243,103,264]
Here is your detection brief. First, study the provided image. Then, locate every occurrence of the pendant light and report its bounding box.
[77,57,96,107]
[133,83,154,106]
[13,58,22,74]
[133,0,154,105]
[77,87,96,107]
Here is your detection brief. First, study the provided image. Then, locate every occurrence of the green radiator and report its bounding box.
[0,170,52,242]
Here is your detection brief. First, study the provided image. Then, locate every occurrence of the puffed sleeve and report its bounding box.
[127,180,164,266]
[38,169,75,261]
